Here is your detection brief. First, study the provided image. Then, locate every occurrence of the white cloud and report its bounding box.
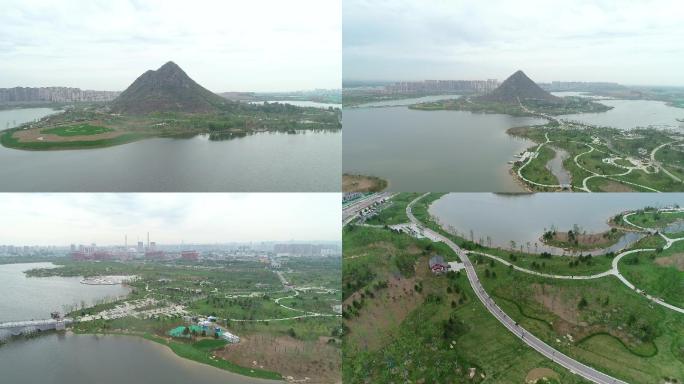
[343,0,684,85]
[0,0,341,91]
[0,193,341,246]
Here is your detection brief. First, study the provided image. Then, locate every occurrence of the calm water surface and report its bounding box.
[0,107,59,129]
[429,193,684,254]
[0,262,129,322]
[561,99,684,130]
[343,104,544,191]
[0,334,281,384]
[354,94,463,108]
[0,111,341,192]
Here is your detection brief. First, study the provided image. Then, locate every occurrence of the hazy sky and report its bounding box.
[0,0,341,92]
[344,0,684,85]
[0,193,341,246]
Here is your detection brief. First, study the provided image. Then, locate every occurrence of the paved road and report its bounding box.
[650,140,683,183]
[406,194,628,384]
[515,97,662,193]
[342,192,394,226]
[469,251,614,280]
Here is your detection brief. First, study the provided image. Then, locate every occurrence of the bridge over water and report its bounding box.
[0,318,73,341]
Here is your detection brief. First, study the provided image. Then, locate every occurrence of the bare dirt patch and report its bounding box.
[215,335,340,384]
[14,127,124,143]
[367,241,421,256]
[342,173,387,192]
[344,275,422,351]
[655,253,684,271]
[532,283,580,325]
[597,179,636,192]
[525,367,560,383]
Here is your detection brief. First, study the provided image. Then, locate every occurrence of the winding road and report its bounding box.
[226,270,341,322]
[406,194,629,384]
[514,98,681,192]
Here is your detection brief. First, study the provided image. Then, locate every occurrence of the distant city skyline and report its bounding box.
[344,0,684,86]
[0,194,341,246]
[0,0,341,92]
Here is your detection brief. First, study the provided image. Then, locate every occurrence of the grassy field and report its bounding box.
[479,263,684,383]
[27,257,341,381]
[364,192,422,225]
[41,123,114,136]
[1,129,147,150]
[509,125,684,192]
[618,242,684,308]
[410,97,610,116]
[414,193,684,383]
[625,209,684,230]
[342,223,591,383]
[1,102,341,151]
[143,334,283,380]
[517,145,560,188]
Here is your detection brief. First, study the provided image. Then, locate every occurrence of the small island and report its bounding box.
[541,227,625,251]
[342,173,388,192]
[409,70,612,116]
[1,62,341,151]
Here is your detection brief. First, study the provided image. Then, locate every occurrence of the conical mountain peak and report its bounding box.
[477,70,560,104]
[111,62,225,114]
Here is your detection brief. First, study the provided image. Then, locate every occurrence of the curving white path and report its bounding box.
[406,194,628,384]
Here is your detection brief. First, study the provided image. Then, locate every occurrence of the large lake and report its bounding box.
[0,262,281,384]
[558,97,684,131]
[0,262,129,322]
[0,107,61,129]
[0,109,341,192]
[429,193,684,254]
[343,98,545,191]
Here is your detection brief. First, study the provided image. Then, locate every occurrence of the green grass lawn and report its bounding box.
[518,145,560,187]
[479,263,684,383]
[618,243,684,308]
[625,209,684,230]
[508,125,684,192]
[1,130,147,150]
[365,192,422,225]
[41,124,114,136]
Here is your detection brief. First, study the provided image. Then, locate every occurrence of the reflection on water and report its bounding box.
[343,106,544,191]
[429,193,684,255]
[208,131,248,141]
[0,263,130,322]
[0,124,341,192]
[0,334,281,384]
[0,108,60,130]
[546,146,572,186]
[560,99,684,130]
[354,94,463,108]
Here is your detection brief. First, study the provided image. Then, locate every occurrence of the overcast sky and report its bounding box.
[0,193,341,246]
[344,0,684,85]
[0,0,341,92]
